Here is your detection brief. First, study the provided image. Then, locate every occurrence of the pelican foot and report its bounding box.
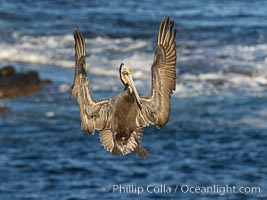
[136,145,149,158]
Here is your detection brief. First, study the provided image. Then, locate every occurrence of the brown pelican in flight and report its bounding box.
[71,16,176,157]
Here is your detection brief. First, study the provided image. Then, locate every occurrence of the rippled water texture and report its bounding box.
[0,1,267,199]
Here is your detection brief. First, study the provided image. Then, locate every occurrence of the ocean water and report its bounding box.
[0,0,267,199]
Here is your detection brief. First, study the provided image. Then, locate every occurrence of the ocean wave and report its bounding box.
[2,32,267,97]
[0,33,74,67]
[174,71,267,98]
[174,41,267,97]
[0,33,152,69]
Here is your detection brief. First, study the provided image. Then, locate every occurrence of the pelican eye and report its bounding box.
[123,71,129,76]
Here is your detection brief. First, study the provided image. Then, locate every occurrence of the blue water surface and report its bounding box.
[0,1,267,199]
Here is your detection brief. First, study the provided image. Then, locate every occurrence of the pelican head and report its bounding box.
[120,63,142,109]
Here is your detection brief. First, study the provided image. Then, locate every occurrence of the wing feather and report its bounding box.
[138,16,177,128]
[71,29,112,134]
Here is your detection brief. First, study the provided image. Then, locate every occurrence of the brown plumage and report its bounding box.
[71,16,177,157]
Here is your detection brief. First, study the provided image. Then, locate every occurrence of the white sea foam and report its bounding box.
[1,32,267,97]
[45,111,55,118]
[174,71,267,98]
[0,33,74,67]
[59,84,71,93]
[0,33,152,69]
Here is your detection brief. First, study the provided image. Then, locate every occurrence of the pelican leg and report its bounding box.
[133,132,149,158]
[137,143,149,158]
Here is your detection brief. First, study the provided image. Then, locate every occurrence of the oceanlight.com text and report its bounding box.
[179,184,261,196]
[101,184,261,196]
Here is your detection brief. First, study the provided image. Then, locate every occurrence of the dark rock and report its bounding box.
[0,65,51,99]
[0,65,15,77]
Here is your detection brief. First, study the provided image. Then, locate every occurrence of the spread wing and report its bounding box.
[71,29,112,134]
[137,16,177,128]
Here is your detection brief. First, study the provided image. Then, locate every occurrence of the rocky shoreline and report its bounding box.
[0,65,51,113]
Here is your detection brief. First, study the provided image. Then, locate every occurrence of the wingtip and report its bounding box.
[74,27,86,58]
[74,27,79,40]
[163,15,169,21]
[74,26,79,33]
